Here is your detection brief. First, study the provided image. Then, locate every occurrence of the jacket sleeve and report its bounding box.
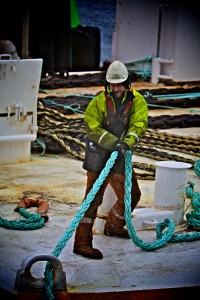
[123,90,148,148]
[84,92,119,150]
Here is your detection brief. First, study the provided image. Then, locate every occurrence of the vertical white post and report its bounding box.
[154,161,192,223]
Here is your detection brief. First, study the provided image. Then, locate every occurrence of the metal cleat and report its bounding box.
[14,252,67,292]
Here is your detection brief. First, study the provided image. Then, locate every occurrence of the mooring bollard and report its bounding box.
[154,161,192,224]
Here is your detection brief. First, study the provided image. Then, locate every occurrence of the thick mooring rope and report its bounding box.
[44,153,200,299]
[185,182,200,228]
[0,207,45,230]
[124,152,200,249]
[44,151,118,299]
[194,159,200,177]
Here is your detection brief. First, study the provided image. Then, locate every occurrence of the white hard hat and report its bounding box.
[106,60,128,83]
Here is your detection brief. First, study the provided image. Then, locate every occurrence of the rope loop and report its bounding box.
[0,207,45,230]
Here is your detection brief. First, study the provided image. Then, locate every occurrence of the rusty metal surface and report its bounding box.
[1,286,200,300]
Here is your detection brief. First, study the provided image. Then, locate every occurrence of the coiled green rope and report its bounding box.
[0,208,45,230]
[185,159,200,228]
[185,181,200,228]
[124,151,175,250]
[124,152,200,248]
[44,153,200,299]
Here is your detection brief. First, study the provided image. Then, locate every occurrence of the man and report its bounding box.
[74,60,148,259]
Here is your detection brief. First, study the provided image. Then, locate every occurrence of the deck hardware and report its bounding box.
[14,252,67,292]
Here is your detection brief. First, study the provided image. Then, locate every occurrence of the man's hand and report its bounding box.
[113,141,129,156]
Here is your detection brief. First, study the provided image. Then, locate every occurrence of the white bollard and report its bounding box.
[154,161,192,224]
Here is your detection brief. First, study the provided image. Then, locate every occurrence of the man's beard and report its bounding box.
[113,91,124,100]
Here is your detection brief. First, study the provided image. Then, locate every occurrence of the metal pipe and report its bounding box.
[0,134,36,143]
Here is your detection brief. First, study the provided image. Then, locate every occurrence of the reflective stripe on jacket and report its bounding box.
[83,88,148,172]
[85,89,148,150]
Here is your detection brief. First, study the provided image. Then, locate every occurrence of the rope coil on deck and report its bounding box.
[124,152,200,249]
[0,208,45,230]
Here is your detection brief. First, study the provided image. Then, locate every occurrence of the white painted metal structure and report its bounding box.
[0,58,43,163]
[111,0,200,83]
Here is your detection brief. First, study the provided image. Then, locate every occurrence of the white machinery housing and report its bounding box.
[0,58,43,163]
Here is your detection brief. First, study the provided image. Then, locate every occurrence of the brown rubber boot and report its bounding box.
[104,207,130,239]
[73,221,103,259]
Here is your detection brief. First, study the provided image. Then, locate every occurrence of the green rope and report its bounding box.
[124,151,176,250]
[125,153,200,248]
[31,138,60,159]
[2,152,198,297]
[185,181,200,228]
[44,153,200,299]
[0,207,45,230]
[125,56,152,80]
[43,99,84,114]
[147,103,183,109]
[32,138,46,155]
[44,151,118,299]
[194,159,200,177]
[125,56,152,66]
[153,92,200,100]
[125,154,200,248]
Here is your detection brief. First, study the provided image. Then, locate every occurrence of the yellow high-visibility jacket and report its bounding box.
[83,88,148,172]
